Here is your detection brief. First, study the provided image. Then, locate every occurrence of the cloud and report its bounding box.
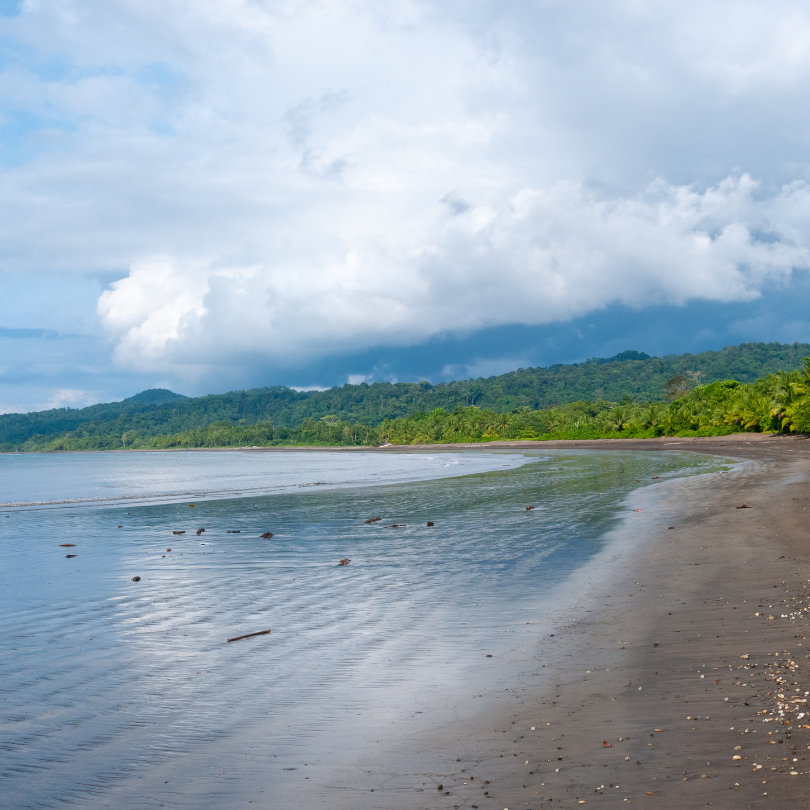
[45,388,98,409]
[95,174,809,376]
[1,0,810,384]
[347,374,371,385]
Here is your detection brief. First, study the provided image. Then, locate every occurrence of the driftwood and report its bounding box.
[227,628,271,643]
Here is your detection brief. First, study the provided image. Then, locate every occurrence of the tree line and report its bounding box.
[13,360,810,451]
[1,341,809,449]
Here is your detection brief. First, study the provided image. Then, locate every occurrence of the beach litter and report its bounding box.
[227,628,271,643]
[338,558,351,566]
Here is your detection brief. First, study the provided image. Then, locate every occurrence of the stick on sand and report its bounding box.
[227,628,272,643]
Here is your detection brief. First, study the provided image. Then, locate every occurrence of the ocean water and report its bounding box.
[0,448,729,808]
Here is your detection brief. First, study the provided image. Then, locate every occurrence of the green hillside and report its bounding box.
[2,341,809,451]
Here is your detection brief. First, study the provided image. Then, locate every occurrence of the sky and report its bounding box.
[3,0,810,412]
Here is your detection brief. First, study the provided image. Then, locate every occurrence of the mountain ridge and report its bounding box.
[2,341,809,450]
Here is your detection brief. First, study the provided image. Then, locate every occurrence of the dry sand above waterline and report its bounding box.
[302,435,810,809]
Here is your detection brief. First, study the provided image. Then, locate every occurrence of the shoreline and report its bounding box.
[8,436,810,808]
[263,436,810,808]
[397,436,810,808]
[4,430,809,455]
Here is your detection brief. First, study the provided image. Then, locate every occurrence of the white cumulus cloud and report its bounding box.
[0,0,809,382]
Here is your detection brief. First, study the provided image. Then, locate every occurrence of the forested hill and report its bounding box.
[1,341,809,450]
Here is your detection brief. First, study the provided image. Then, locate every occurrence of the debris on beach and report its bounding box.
[261,532,274,538]
[173,530,185,535]
[427,521,435,527]
[227,628,271,643]
[132,576,141,582]
[365,517,382,523]
[65,554,77,558]
[338,558,351,566]
[60,543,75,547]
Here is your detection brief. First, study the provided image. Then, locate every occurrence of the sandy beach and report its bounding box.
[6,434,810,809]
[116,433,810,808]
[352,434,810,809]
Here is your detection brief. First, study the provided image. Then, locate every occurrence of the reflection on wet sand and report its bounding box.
[0,449,727,808]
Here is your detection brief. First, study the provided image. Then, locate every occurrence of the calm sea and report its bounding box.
[0,448,728,808]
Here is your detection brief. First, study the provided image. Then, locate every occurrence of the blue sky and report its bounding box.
[2,1,810,412]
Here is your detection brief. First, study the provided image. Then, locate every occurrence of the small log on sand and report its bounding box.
[227,628,272,643]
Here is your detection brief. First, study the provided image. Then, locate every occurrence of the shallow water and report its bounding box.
[0,448,729,808]
[0,448,517,508]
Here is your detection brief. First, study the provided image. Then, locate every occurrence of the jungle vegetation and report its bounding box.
[1,341,810,451]
[11,359,810,451]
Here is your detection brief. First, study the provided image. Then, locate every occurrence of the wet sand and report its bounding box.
[372,435,810,809]
[278,434,810,808]
[13,434,810,808]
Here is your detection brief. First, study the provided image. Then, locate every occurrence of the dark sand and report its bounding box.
[416,435,810,809]
[292,434,810,808]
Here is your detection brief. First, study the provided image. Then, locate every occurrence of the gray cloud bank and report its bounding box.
[2,0,810,385]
